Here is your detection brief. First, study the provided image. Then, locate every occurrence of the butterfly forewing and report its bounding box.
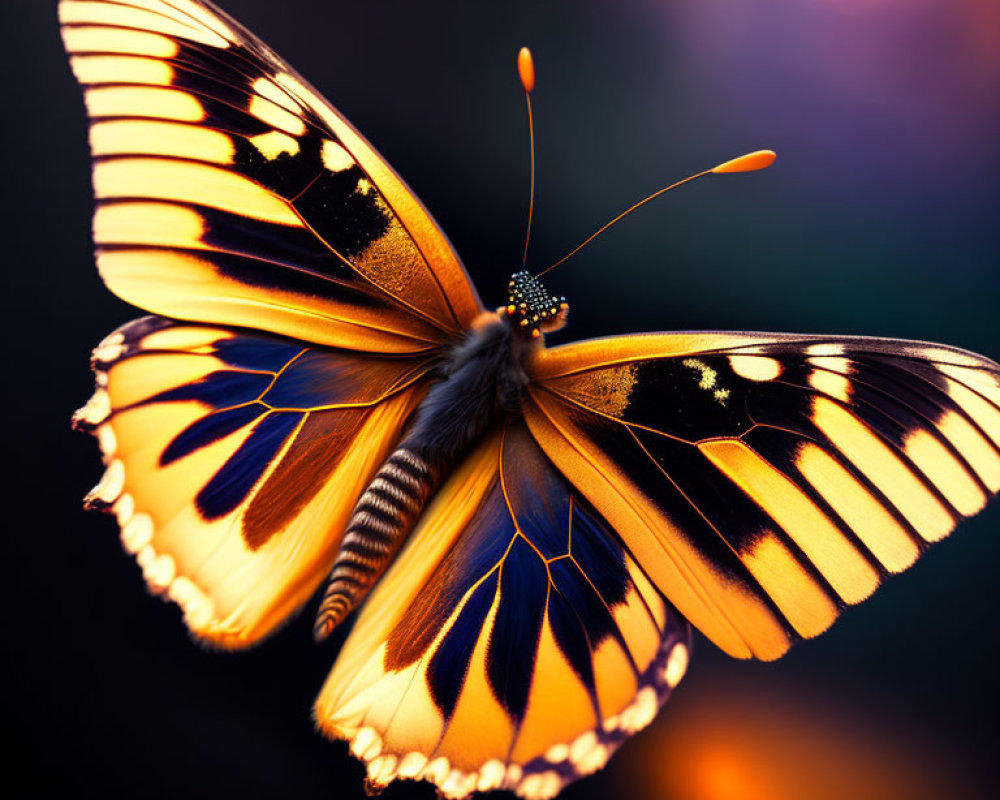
[60,0,482,353]
[315,423,692,798]
[526,332,1000,660]
[75,316,432,647]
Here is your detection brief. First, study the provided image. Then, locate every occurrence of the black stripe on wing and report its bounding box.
[60,0,478,350]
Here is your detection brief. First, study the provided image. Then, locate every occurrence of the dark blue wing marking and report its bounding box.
[569,507,632,608]
[426,571,500,718]
[196,411,304,519]
[161,403,264,466]
[502,438,571,559]
[549,558,632,670]
[261,349,420,408]
[212,336,304,371]
[117,325,431,474]
[146,370,271,408]
[486,536,549,722]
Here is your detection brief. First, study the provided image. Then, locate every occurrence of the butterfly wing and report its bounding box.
[524,332,1000,661]
[60,0,482,353]
[314,422,692,799]
[74,316,431,647]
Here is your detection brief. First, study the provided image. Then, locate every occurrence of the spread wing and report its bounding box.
[75,316,431,647]
[314,423,691,800]
[524,332,1000,661]
[59,0,482,353]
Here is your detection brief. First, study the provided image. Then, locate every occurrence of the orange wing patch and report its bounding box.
[75,317,430,647]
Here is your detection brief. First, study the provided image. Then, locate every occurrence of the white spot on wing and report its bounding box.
[350,727,381,761]
[322,139,356,172]
[664,642,689,688]
[397,752,427,778]
[729,355,782,381]
[806,342,846,357]
[249,130,300,160]
[88,458,125,504]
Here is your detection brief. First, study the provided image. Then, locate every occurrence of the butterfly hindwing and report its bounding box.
[525,332,1000,661]
[75,316,432,647]
[60,0,482,353]
[314,423,692,799]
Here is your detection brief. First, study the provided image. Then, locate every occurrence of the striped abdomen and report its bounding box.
[313,446,437,641]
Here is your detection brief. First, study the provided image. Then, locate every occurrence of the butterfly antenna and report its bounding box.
[519,47,537,267]
[537,149,777,277]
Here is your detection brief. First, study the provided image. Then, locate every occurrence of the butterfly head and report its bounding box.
[505,270,569,338]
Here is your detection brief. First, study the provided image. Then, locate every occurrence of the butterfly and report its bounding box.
[60,1,1000,798]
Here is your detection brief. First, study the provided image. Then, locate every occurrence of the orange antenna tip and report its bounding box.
[518,47,535,93]
[711,149,776,174]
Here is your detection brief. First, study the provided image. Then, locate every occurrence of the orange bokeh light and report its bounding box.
[624,674,980,800]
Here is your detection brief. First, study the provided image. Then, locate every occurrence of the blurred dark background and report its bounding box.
[3,1,998,798]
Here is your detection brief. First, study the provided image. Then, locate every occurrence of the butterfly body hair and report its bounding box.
[408,311,534,469]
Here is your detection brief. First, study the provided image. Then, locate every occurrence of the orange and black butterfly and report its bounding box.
[61,1,1000,798]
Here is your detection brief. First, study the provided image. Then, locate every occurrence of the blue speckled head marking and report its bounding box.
[506,270,569,338]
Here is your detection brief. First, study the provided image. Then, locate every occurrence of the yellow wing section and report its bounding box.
[315,423,692,800]
[526,331,1000,660]
[60,0,482,353]
[75,317,430,648]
